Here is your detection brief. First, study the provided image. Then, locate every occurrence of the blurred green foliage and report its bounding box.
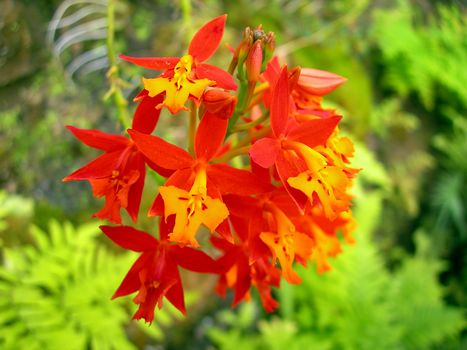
[0,220,136,349]
[0,0,465,348]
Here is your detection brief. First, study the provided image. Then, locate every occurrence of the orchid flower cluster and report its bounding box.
[64,15,358,324]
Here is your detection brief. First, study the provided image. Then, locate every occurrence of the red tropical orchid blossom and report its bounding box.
[101,219,218,323]
[121,15,237,114]
[63,126,145,224]
[250,66,342,213]
[64,15,359,325]
[128,111,271,246]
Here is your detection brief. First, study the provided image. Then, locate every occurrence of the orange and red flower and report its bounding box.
[64,14,359,325]
[101,219,218,323]
[121,15,237,114]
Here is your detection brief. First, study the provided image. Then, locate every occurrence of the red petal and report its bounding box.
[232,253,251,307]
[229,216,249,243]
[119,54,179,70]
[195,111,228,161]
[188,15,226,62]
[100,225,158,251]
[66,125,129,152]
[132,92,163,134]
[145,158,175,178]
[112,253,150,299]
[298,68,347,96]
[287,116,341,148]
[275,152,308,212]
[223,195,259,219]
[164,264,186,315]
[170,246,219,273]
[251,157,271,183]
[270,66,290,137]
[63,151,121,181]
[207,164,273,195]
[125,154,145,223]
[195,63,237,90]
[134,89,148,101]
[211,235,235,253]
[128,129,193,170]
[261,56,281,85]
[216,219,234,243]
[249,137,281,168]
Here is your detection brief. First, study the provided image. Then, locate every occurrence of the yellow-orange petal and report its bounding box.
[163,82,190,114]
[142,77,170,97]
[260,206,313,284]
[159,185,228,247]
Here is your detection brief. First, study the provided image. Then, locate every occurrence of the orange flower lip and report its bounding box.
[143,54,215,114]
[159,167,229,247]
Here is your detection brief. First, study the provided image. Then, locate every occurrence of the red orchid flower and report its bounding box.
[127,112,272,247]
[249,66,341,212]
[63,127,144,224]
[121,15,237,114]
[100,219,218,324]
[63,101,164,223]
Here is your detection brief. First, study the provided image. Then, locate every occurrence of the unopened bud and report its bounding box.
[252,25,266,42]
[236,27,254,66]
[297,68,347,96]
[246,41,263,83]
[203,89,238,119]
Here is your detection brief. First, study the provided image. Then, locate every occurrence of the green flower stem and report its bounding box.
[180,0,193,43]
[230,111,269,133]
[212,125,271,164]
[211,145,251,164]
[106,0,131,130]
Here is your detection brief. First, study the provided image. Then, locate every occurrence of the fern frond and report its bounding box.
[0,220,136,350]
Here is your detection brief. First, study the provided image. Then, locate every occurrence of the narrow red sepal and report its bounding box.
[188,15,227,62]
[66,126,130,152]
[128,129,193,170]
[112,253,151,299]
[170,246,219,274]
[132,91,164,134]
[195,112,228,161]
[63,151,120,181]
[270,66,290,137]
[119,55,179,70]
[195,63,237,90]
[287,116,341,148]
[100,225,159,252]
[207,164,273,195]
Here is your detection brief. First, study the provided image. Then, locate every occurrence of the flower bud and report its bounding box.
[235,27,254,67]
[246,41,263,84]
[297,68,347,96]
[202,89,238,119]
[252,25,266,42]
